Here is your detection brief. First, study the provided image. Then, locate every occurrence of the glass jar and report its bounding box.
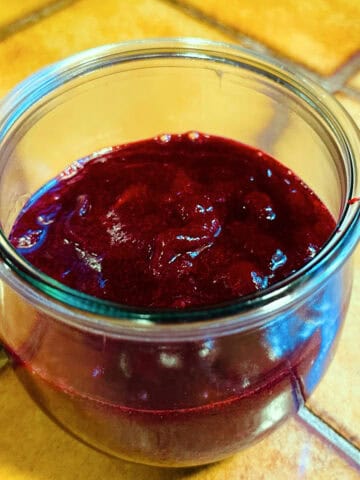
[0,39,358,467]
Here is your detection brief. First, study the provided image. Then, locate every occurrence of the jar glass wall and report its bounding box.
[0,39,358,467]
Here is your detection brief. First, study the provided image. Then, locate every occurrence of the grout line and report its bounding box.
[0,0,358,93]
[0,0,78,41]
[298,406,360,470]
[340,86,360,101]
[256,103,291,153]
[164,0,360,92]
[164,0,271,53]
[292,374,360,470]
[163,0,320,80]
[321,53,360,93]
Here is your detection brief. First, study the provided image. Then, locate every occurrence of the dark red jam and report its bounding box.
[10,132,335,308]
[6,133,339,466]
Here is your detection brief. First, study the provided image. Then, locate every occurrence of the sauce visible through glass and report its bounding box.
[6,132,339,465]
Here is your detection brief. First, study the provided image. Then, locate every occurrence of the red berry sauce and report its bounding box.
[10,132,335,308]
[6,133,338,466]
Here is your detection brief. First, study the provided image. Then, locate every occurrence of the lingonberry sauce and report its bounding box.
[10,132,335,308]
[7,133,337,466]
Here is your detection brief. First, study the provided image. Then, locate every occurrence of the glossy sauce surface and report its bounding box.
[10,132,335,308]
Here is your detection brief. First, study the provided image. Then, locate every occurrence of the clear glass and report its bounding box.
[0,39,358,467]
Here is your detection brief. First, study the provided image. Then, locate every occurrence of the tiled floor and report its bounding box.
[307,247,360,449]
[0,0,230,98]
[0,367,358,480]
[0,1,359,479]
[171,0,360,75]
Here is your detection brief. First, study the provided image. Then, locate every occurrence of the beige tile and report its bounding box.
[307,93,360,446]
[0,0,230,98]
[180,0,360,75]
[336,93,360,131]
[0,0,51,27]
[199,418,359,480]
[0,366,358,480]
[348,71,360,90]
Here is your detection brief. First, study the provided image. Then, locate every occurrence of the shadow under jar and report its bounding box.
[0,39,359,467]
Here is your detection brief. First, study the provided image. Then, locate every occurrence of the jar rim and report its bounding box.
[0,38,359,339]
